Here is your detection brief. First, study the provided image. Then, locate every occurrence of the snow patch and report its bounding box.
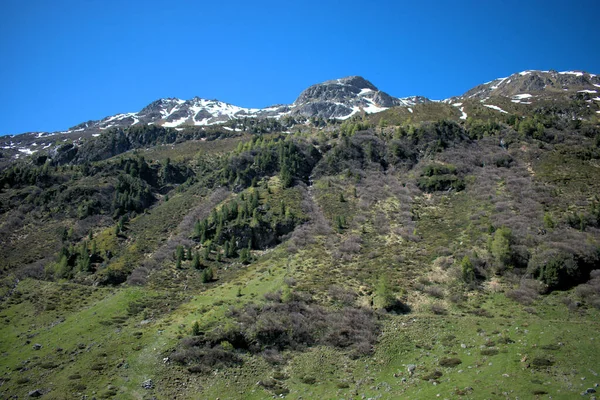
[559,71,584,77]
[578,90,597,94]
[483,104,508,114]
[362,103,388,114]
[513,94,533,99]
[408,107,413,113]
[163,116,189,127]
[490,77,508,90]
[335,107,360,121]
[450,102,467,120]
[358,88,374,96]
[18,148,36,155]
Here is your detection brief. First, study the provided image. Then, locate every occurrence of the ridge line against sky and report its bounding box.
[1,0,599,136]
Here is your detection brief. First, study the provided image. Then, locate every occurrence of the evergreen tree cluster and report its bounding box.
[192,189,299,263]
[220,135,319,189]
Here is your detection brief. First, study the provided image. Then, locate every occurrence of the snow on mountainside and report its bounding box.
[444,69,600,117]
[456,70,600,101]
[65,76,424,133]
[291,76,429,120]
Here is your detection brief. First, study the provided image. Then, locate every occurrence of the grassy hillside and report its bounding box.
[1,103,600,399]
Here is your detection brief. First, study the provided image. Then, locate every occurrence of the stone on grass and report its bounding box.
[141,379,154,389]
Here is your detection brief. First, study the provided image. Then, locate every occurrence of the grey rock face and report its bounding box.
[292,76,426,119]
[462,70,600,100]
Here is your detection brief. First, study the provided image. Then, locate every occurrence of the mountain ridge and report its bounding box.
[3,69,599,139]
[1,69,599,164]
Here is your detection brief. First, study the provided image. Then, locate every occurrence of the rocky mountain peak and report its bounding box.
[294,76,379,105]
[326,76,378,90]
[461,70,600,100]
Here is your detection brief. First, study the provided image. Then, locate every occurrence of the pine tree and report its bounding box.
[191,251,201,270]
[201,267,214,283]
[191,321,201,336]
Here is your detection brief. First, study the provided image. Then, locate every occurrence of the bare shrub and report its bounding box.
[328,285,357,306]
[261,348,284,365]
[173,290,380,373]
[340,235,362,254]
[283,276,297,287]
[127,267,149,286]
[424,286,445,299]
[430,303,447,315]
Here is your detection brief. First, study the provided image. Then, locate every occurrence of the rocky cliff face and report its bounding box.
[291,76,428,119]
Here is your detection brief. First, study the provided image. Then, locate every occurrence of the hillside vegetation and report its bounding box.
[1,91,600,399]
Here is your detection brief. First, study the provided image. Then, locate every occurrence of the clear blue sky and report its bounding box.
[1,0,598,135]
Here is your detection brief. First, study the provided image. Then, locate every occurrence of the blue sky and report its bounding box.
[1,0,599,135]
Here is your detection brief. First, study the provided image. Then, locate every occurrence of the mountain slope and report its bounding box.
[0,67,600,399]
[3,70,600,167]
[460,70,600,100]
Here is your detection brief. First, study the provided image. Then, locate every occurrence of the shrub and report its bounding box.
[191,321,201,336]
[439,357,462,367]
[531,357,554,368]
[480,348,499,356]
[171,291,380,373]
[430,303,447,315]
[201,267,214,283]
[424,286,445,299]
[527,247,596,290]
[461,255,475,284]
[491,226,513,270]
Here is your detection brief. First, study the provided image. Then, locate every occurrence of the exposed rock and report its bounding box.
[28,389,43,397]
[141,379,154,389]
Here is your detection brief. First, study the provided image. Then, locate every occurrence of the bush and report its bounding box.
[461,255,475,284]
[439,357,462,367]
[201,267,214,283]
[527,247,596,290]
[491,227,513,270]
[171,291,380,373]
[480,348,499,356]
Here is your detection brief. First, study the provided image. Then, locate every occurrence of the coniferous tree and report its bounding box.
[191,251,201,270]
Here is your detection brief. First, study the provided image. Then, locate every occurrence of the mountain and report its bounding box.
[3,70,600,166]
[291,75,429,119]
[459,70,600,101]
[1,67,600,399]
[63,76,425,133]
